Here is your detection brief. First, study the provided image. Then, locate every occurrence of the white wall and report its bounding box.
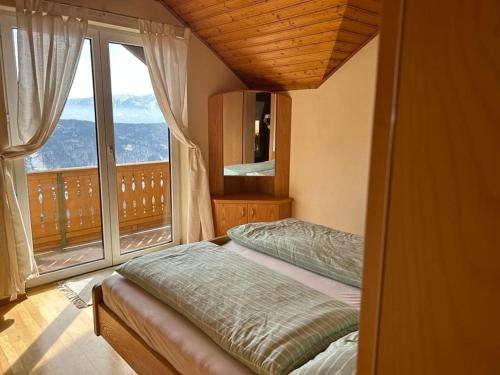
[288,37,379,235]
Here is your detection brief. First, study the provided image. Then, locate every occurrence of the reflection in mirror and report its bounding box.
[223,92,276,176]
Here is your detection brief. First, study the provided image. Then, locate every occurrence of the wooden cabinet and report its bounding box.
[212,203,248,236]
[209,91,293,237]
[247,203,279,223]
[212,196,291,236]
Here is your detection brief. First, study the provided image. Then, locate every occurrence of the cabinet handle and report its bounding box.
[241,207,246,217]
[250,207,255,217]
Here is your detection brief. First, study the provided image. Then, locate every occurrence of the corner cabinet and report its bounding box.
[209,90,293,237]
[212,196,292,236]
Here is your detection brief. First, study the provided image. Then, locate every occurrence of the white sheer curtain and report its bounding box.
[138,19,215,242]
[0,0,87,299]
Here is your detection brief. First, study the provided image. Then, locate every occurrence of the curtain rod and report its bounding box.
[47,0,187,36]
[1,1,187,37]
[86,7,187,38]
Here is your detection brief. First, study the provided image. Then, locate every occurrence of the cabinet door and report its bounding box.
[213,203,248,236]
[248,204,279,223]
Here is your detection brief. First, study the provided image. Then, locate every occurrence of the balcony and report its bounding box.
[27,161,171,273]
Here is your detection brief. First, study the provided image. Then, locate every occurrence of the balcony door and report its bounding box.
[100,32,177,263]
[0,16,179,285]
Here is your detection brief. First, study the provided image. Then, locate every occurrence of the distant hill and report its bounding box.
[61,94,165,123]
[26,94,169,171]
[26,119,169,171]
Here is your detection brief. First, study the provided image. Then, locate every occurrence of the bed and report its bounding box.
[93,220,362,375]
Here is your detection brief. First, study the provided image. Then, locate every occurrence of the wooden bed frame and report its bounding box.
[92,236,230,375]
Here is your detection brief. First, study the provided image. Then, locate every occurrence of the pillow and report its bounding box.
[227,218,363,288]
[290,331,358,375]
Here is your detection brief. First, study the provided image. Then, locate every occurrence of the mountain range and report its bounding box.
[25,95,169,171]
[60,94,165,123]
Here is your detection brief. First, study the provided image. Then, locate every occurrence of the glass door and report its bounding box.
[25,37,108,274]
[0,19,180,285]
[0,21,113,284]
[100,32,177,263]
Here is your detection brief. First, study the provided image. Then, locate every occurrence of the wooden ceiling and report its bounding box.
[159,0,381,90]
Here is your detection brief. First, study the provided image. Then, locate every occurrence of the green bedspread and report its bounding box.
[228,219,364,288]
[290,331,358,375]
[117,241,359,375]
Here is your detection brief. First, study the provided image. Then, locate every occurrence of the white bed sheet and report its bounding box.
[223,240,360,308]
[102,240,360,375]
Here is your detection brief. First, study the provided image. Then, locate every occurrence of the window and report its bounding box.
[0,16,179,283]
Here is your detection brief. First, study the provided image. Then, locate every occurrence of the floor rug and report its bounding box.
[58,267,116,308]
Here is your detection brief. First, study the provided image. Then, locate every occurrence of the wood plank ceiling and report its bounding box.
[158,0,381,90]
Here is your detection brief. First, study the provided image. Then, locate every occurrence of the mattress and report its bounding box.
[101,240,361,375]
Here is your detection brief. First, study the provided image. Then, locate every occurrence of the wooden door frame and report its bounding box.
[357,0,406,373]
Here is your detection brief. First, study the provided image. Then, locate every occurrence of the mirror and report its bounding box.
[223,91,276,176]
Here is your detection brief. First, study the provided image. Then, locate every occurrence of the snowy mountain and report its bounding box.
[25,95,169,171]
[61,94,165,123]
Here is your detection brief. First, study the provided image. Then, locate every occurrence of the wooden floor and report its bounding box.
[0,284,135,375]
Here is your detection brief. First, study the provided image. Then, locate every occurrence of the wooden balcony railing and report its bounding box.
[27,161,171,252]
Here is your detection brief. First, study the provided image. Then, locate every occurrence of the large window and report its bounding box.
[0,17,179,283]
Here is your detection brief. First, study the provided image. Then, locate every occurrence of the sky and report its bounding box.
[12,29,154,99]
[70,41,154,99]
